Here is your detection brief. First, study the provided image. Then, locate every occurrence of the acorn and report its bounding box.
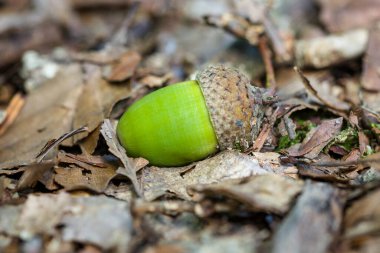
[117,65,265,167]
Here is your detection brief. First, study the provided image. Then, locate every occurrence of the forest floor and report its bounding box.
[1,0,380,253]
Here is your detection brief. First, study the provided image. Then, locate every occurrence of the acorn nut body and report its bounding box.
[116,65,264,167]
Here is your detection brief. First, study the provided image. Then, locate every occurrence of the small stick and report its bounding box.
[0,93,25,136]
[258,35,276,89]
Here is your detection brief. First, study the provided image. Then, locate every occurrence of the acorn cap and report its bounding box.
[196,65,264,150]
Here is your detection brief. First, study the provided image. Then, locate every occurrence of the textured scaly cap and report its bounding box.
[196,65,264,150]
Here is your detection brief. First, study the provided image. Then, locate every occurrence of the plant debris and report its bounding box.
[0,1,380,252]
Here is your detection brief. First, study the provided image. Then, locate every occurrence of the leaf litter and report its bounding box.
[0,0,380,252]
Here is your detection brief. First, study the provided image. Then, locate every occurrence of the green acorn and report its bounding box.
[117,65,264,166]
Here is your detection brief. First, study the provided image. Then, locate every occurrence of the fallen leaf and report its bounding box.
[104,182,133,202]
[16,160,55,191]
[272,181,345,253]
[287,118,343,158]
[141,150,297,201]
[295,67,350,112]
[100,119,142,197]
[138,73,172,88]
[361,26,380,91]
[0,64,82,165]
[54,152,118,192]
[18,192,72,238]
[54,157,117,192]
[103,50,141,82]
[1,192,133,251]
[73,64,131,143]
[61,195,132,252]
[0,205,23,236]
[188,174,303,215]
[318,0,380,32]
[344,188,380,239]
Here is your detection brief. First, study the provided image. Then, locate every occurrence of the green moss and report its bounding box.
[325,127,358,152]
[276,120,315,150]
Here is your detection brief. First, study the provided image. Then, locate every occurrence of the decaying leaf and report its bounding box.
[138,73,172,88]
[272,181,346,253]
[0,205,23,236]
[189,174,303,215]
[318,0,380,32]
[0,192,132,252]
[295,67,350,112]
[17,160,55,190]
[0,53,132,167]
[60,195,132,252]
[54,152,119,192]
[295,29,368,69]
[361,26,380,91]
[0,64,83,166]
[103,50,141,82]
[100,119,142,197]
[287,118,343,158]
[344,188,380,239]
[16,127,89,191]
[141,150,297,201]
[54,164,116,192]
[338,188,380,252]
[73,64,131,143]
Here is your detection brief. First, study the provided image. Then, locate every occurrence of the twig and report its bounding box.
[35,126,88,162]
[107,1,140,47]
[0,93,25,137]
[262,15,291,62]
[258,35,276,89]
[294,66,350,113]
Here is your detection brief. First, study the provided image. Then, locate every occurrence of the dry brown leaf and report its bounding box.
[100,119,142,197]
[79,126,101,155]
[295,67,350,112]
[6,192,133,251]
[54,152,118,192]
[141,150,297,201]
[361,26,380,91]
[103,50,141,82]
[15,127,88,191]
[57,151,108,168]
[54,163,116,193]
[189,174,303,215]
[318,0,380,32]
[0,52,132,168]
[295,29,368,69]
[18,192,72,238]
[338,188,380,252]
[60,195,132,252]
[16,160,55,191]
[104,182,133,202]
[35,126,88,162]
[344,188,380,239]
[73,64,131,143]
[287,118,343,158]
[272,181,345,253]
[138,73,172,88]
[0,205,23,236]
[0,64,83,166]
